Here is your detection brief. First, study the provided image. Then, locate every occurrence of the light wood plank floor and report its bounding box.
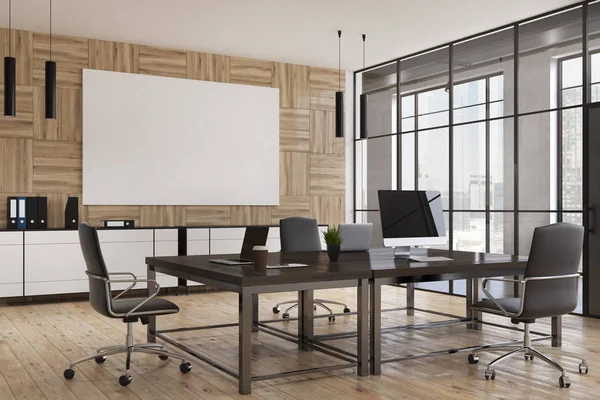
[0,286,598,400]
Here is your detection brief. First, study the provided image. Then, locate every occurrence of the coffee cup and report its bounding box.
[252,245,268,271]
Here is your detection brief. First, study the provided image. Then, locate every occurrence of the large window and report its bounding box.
[355,6,587,309]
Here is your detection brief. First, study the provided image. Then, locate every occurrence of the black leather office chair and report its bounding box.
[63,223,192,387]
[467,222,587,388]
[272,217,350,321]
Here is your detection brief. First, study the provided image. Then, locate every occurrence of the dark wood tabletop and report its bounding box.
[147,248,528,288]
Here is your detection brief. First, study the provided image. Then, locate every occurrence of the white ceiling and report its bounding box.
[1,0,582,71]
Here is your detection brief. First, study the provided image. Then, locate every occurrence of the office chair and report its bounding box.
[272,217,351,322]
[467,222,587,388]
[63,223,192,387]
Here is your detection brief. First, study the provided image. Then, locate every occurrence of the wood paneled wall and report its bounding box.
[0,28,346,229]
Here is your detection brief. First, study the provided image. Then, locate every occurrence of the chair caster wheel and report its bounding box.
[159,354,169,360]
[484,369,496,381]
[328,316,335,322]
[63,369,75,380]
[95,356,106,364]
[119,375,132,386]
[282,313,290,319]
[579,362,589,374]
[524,353,534,361]
[313,305,317,311]
[343,307,351,313]
[180,362,192,374]
[272,307,280,314]
[559,375,570,388]
[468,354,479,364]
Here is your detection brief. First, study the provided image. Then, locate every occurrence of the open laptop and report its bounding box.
[210,226,269,265]
[339,223,373,252]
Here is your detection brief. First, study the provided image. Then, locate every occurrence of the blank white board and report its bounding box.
[82,69,279,205]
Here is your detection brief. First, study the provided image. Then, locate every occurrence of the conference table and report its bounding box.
[146,248,561,395]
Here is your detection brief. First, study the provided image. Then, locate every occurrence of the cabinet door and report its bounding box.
[154,229,178,288]
[0,232,23,297]
[186,229,209,286]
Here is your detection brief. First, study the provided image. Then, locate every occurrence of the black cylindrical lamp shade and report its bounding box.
[360,94,367,139]
[45,61,57,119]
[335,91,344,138]
[4,56,16,117]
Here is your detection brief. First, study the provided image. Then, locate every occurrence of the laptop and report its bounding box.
[339,223,373,252]
[210,226,269,265]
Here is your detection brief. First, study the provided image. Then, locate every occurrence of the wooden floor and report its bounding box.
[0,286,598,400]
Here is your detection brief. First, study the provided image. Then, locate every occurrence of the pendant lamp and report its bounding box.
[360,34,367,139]
[45,0,56,119]
[335,30,344,138]
[4,0,15,117]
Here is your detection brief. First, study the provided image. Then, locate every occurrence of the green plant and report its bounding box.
[323,226,343,246]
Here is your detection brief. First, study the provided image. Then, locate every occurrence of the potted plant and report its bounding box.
[323,226,343,262]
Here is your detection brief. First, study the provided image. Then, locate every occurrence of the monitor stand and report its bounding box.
[393,246,412,258]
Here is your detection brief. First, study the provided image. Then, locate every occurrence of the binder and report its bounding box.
[65,197,78,229]
[17,197,26,230]
[38,197,48,230]
[7,197,18,230]
[26,197,38,229]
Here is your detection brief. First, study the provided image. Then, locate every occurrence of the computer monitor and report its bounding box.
[378,190,446,258]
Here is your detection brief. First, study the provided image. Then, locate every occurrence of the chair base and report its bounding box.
[64,322,191,386]
[468,323,588,388]
[273,298,351,322]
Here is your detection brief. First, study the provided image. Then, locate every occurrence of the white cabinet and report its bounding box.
[154,229,178,288]
[97,230,153,290]
[210,227,245,255]
[0,232,23,297]
[25,231,86,296]
[186,228,209,286]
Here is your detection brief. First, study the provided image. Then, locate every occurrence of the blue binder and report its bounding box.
[17,197,26,230]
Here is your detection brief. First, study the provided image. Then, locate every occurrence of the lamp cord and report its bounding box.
[338,30,341,91]
[50,0,52,61]
[8,0,11,56]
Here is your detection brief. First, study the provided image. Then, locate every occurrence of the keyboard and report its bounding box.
[408,256,453,262]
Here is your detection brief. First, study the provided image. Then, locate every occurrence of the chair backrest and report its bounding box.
[78,223,111,317]
[280,217,322,252]
[339,223,373,252]
[520,223,584,319]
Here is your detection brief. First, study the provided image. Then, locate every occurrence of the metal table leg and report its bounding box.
[466,278,482,330]
[357,279,368,376]
[252,294,259,333]
[406,283,415,316]
[552,315,562,347]
[370,279,381,375]
[147,264,156,343]
[239,290,252,395]
[298,290,314,351]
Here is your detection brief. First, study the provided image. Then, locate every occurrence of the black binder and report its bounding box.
[6,197,18,230]
[65,197,78,229]
[38,197,48,229]
[26,197,38,229]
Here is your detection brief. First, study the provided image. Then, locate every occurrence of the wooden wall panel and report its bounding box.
[60,89,82,142]
[89,40,115,71]
[271,196,310,224]
[0,86,33,137]
[231,57,272,87]
[0,29,33,85]
[33,86,60,140]
[85,206,140,227]
[309,67,343,112]
[309,153,345,196]
[187,52,230,82]
[280,152,309,196]
[310,110,344,154]
[33,33,88,88]
[140,206,186,227]
[231,206,272,226]
[0,26,346,229]
[186,206,231,226]
[115,43,139,73]
[0,138,32,192]
[139,46,186,78]
[310,196,344,228]
[33,141,81,193]
[273,63,309,108]
[280,108,309,152]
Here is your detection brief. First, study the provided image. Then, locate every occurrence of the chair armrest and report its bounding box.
[108,271,137,280]
[481,278,524,317]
